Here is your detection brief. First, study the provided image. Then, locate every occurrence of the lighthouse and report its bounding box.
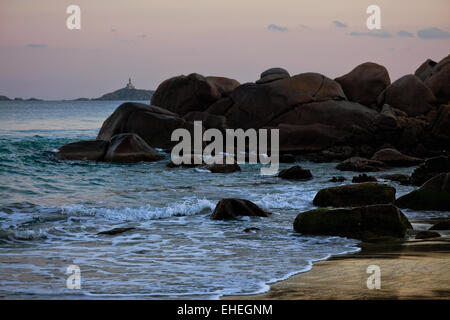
[125,77,136,89]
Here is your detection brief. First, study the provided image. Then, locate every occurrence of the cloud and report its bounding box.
[138,34,148,38]
[348,31,393,38]
[333,20,347,28]
[397,30,414,38]
[25,43,48,48]
[417,27,450,39]
[267,24,289,32]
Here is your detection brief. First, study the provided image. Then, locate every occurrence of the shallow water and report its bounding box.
[0,100,448,299]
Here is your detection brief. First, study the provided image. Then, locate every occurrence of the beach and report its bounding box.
[225,237,450,300]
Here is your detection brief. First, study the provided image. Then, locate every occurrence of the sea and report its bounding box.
[0,100,447,299]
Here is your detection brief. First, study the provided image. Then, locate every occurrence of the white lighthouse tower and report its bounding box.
[125,77,136,89]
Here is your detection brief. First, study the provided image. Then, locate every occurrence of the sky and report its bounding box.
[0,0,449,100]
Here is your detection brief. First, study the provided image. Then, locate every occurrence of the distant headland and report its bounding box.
[0,78,154,101]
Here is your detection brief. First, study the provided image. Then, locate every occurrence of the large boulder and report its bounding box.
[396,173,450,211]
[313,182,396,207]
[424,54,450,105]
[183,111,227,131]
[207,72,347,129]
[371,148,423,167]
[278,165,312,180]
[410,156,450,186]
[151,73,239,115]
[256,67,290,84]
[56,140,109,161]
[336,157,385,172]
[103,133,164,163]
[335,62,390,108]
[415,59,437,82]
[210,198,271,220]
[294,204,412,241]
[97,102,195,149]
[378,74,436,117]
[431,104,450,142]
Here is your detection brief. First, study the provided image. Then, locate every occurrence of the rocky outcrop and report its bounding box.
[410,156,450,186]
[377,75,436,117]
[313,182,396,207]
[336,157,385,172]
[335,62,390,108]
[294,204,412,241]
[278,166,312,180]
[103,133,164,163]
[424,54,450,105]
[150,73,239,115]
[396,173,450,211]
[56,140,109,161]
[210,198,271,220]
[97,102,195,149]
[370,148,423,167]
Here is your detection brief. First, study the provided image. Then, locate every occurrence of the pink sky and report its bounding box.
[0,0,449,99]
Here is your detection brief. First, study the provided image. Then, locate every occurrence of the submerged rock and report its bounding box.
[203,163,241,173]
[211,198,271,220]
[336,157,385,172]
[104,133,164,163]
[97,227,135,235]
[243,227,261,233]
[396,173,450,211]
[352,174,377,183]
[371,148,423,167]
[329,176,346,183]
[415,231,441,240]
[56,140,109,161]
[294,204,412,241]
[278,166,312,180]
[313,182,396,207]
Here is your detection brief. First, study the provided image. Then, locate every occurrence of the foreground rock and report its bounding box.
[211,198,271,220]
[396,173,450,211]
[415,231,441,240]
[56,140,109,161]
[278,166,312,180]
[335,62,390,108]
[429,220,450,230]
[97,102,195,149]
[336,157,385,172]
[313,182,396,207]
[104,133,164,163]
[371,148,423,167]
[294,204,412,241]
[410,156,450,186]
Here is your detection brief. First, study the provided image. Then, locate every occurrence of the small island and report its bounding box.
[92,78,154,101]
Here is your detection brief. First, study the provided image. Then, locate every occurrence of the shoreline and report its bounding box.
[223,236,450,300]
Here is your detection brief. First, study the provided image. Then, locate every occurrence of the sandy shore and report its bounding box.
[224,237,450,300]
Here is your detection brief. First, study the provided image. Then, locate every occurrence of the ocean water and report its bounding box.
[0,100,447,299]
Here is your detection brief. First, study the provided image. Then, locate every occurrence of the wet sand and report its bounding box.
[224,238,450,300]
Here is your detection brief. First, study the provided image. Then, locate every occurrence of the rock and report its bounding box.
[415,59,437,81]
[380,174,411,185]
[429,220,450,230]
[211,198,271,220]
[98,227,135,235]
[103,133,164,163]
[183,111,227,131]
[371,148,423,167]
[431,104,450,142]
[329,176,346,182]
[410,156,450,186]
[256,67,290,84]
[167,155,203,168]
[313,182,396,207]
[424,54,450,105]
[336,157,385,172]
[294,204,412,241]
[97,102,195,149]
[396,173,450,211]
[150,73,239,115]
[375,104,398,129]
[378,74,436,117]
[415,231,441,240]
[279,154,296,163]
[56,140,109,161]
[203,163,241,173]
[278,166,313,180]
[335,62,390,108]
[352,174,377,183]
[243,227,261,233]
